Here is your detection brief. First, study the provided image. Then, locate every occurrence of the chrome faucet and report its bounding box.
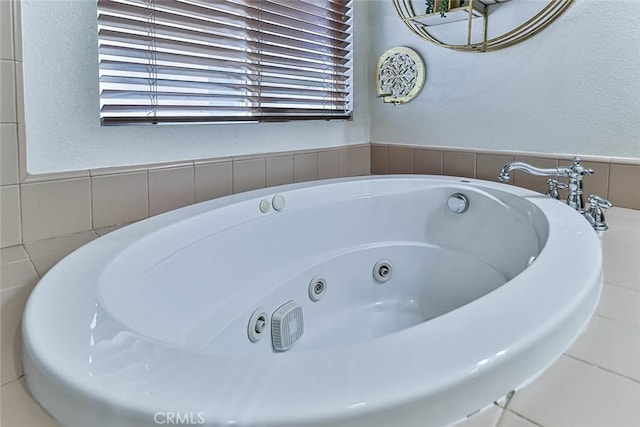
[498,156,612,230]
[498,157,593,212]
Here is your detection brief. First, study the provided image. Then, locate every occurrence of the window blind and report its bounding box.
[97,0,353,124]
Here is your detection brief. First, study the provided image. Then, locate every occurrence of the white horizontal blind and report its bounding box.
[97,0,353,124]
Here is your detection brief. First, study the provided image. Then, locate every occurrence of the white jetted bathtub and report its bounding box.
[23,175,602,427]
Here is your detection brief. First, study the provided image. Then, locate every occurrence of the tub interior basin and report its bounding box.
[97,184,547,353]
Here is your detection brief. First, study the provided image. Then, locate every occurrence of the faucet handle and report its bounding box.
[585,195,612,231]
[588,195,612,209]
[546,179,568,200]
[571,156,594,175]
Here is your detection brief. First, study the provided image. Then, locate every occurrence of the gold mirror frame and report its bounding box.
[394,0,574,52]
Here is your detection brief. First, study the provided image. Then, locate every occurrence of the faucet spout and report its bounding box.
[498,162,567,182]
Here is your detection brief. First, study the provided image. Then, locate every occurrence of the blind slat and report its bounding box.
[98,0,352,124]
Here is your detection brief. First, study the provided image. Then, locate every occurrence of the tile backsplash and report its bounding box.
[372,143,640,211]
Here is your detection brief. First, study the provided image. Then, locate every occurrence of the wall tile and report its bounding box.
[414,149,443,175]
[17,124,27,182]
[93,224,127,237]
[388,146,414,174]
[443,151,476,179]
[0,0,14,61]
[608,163,640,210]
[0,245,38,291]
[24,231,97,277]
[149,165,195,216]
[293,152,317,183]
[371,144,388,174]
[194,161,232,203]
[92,172,148,228]
[0,60,17,123]
[233,157,265,193]
[0,185,21,247]
[476,154,514,183]
[318,150,340,179]
[339,146,370,177]
[512,156,559,195]
[1,283,33,384]
[0,378,60,426]
[21,178,91,242]
[0,123,19,185]
[12,0,22,62]
[265,155,293,187]
[14,60,23,124]
[581,161,609,202]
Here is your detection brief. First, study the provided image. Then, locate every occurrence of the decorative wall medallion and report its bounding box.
[375,47,425,105]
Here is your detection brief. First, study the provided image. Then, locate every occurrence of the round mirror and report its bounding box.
[394,0,573,52]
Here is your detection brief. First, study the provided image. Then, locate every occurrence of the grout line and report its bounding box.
[562,354,640,384]
[602,281,640,293]
[594,313,640,329]
[0,373,25,389]
[504,408,543,427]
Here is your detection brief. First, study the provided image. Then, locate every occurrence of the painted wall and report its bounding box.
[21,0,371,174]
[370,0,640,159]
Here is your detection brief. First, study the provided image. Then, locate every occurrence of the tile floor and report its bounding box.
[1,208,639,427]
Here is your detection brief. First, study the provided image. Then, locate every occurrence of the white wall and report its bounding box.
[370,0,640,159]
[22,0,371,174]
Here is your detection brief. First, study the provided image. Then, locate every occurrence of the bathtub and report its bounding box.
[22,175,602,427]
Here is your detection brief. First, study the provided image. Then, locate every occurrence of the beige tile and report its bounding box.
[508,356,640,427]
[388,146,414,174]
[477,154,514,183]
[566,315,640,381]
[149,166,195,216]
[293,152,317,183]
[1,245,38,291]
[0,0,14,60]
[339,146,370,177]
[93,223,128,237]
[608,163,640,210]
[0,378,61,426]
[0,123,19,185]
[0,185,21,247]
[371,144,388,174]
[233,157,265,193]
[92,171,148,228]
[0,59,16,123]
[14,60,23,124]
[452,404,503,427]
[601,225,640,291]
[0,245,27,264]
[1,283,34,384]
[318,150,340,179]
[17,123,26,181]
[606,207,640,230]
[512,157,559,195]
[414,149,443,175]
[581,161,609,201]
[498,410,540,427]
[24,231,97,277]
[195,161,232,203]
[12,0,21,62]
[266,155,293,188]
[597,283,640,327]
[20,178,91,242]
[443,151,476,179]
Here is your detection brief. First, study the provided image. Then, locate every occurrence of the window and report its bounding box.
[97,0,353,124]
